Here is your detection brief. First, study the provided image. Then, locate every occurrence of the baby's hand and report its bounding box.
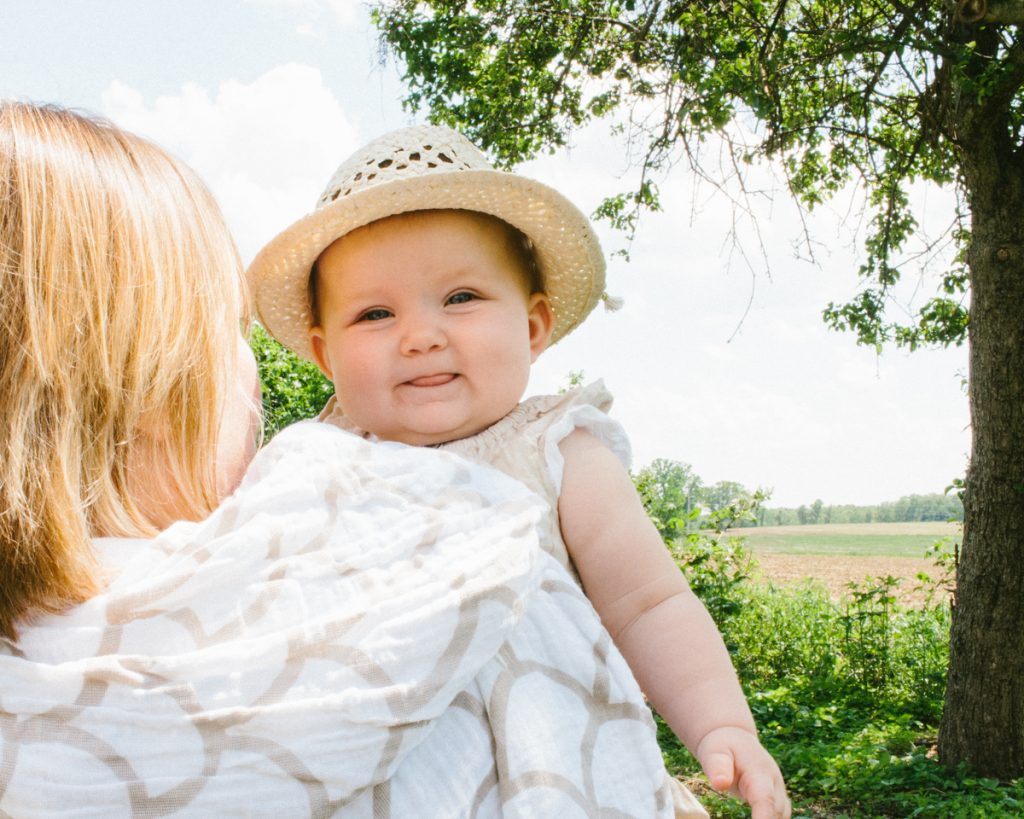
[695,726,790,819]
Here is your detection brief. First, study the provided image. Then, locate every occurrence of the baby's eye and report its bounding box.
[446,291,478,306]
[358,308,393,322]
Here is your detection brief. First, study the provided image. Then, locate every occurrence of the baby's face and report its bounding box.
[309,210,553,445]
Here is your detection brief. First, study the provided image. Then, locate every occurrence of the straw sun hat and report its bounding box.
[247,125,607,361]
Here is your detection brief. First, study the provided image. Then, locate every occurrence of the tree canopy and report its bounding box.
[374,0,981,349]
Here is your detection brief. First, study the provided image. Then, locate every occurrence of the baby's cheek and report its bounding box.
[335,346,378,390]
[336,363,386,419]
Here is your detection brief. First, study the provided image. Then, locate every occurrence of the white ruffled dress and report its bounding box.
[323,382,709,818]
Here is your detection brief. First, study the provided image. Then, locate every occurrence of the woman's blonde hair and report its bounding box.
[0,101,250,639]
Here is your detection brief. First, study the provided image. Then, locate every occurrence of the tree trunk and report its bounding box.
[939,133,1024,778]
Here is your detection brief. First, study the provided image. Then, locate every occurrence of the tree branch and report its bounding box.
[957,0,1024,25]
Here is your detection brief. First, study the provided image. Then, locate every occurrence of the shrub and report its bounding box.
[250,324,334,438]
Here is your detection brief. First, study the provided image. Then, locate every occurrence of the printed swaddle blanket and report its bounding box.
[0,422,673,817]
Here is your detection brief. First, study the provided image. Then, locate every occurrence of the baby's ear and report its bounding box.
[527,294,555,361]
[308,327,334,380]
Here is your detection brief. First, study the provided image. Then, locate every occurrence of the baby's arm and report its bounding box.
[558,429,789,819]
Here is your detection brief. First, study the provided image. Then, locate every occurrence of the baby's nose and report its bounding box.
[400,314,448,355]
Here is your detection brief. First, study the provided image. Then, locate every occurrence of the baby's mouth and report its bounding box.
[405,373,457,387]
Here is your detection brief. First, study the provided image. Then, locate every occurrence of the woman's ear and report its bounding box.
[309,327,334,380]
[526,294,555,362]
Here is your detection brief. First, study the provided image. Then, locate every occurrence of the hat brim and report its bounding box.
[247,168,605,362]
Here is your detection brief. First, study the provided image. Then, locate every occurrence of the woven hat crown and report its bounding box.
[316,128,488,207]
[247,125,606,361]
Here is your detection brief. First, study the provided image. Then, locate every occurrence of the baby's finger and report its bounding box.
[745,772,791,819]
[701,750,736,793]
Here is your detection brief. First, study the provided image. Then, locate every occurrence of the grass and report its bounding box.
[740,521,960,558]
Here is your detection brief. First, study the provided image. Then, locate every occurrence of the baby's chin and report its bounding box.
[374,413,504,447]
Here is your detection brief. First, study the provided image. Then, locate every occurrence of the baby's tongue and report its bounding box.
[408,374,454,387]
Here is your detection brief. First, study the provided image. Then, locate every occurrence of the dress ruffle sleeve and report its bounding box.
[539,380,632,494]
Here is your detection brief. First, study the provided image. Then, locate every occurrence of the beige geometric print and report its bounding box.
[366,564,677,818]
[0,424,539,816]
[1,422,686,817]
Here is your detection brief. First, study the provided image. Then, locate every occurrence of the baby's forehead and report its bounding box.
[317,208,539,291]
[338,208,510,244]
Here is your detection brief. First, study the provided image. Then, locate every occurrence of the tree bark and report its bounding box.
[939,128,1024,778]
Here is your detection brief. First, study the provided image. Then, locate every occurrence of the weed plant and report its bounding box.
[660,518,1022,817]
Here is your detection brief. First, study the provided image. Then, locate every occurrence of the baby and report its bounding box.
[250,126,789,818]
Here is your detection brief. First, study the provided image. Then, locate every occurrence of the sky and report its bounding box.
[1,0,971,507]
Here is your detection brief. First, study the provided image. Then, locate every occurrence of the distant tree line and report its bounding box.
[760,494,964,527]
[633,458,963,534]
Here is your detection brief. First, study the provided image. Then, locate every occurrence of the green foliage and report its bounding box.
[699,480,754,519]
[662,489,766,628]
[250,324,334,438]
[634,458,703,538]
[371,0,991,349]
[731,577,949,717]
[841,575,902,692]
[668,511,756,629]
[634,459,771,535]
[557,369,587,395]
[663,559,1018,816]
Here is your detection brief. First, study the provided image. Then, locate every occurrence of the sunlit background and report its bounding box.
[1,0,970,506]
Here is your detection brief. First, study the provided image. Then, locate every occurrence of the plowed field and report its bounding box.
[751,552,952,607]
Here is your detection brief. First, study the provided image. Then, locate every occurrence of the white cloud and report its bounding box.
[102,63,359,262]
